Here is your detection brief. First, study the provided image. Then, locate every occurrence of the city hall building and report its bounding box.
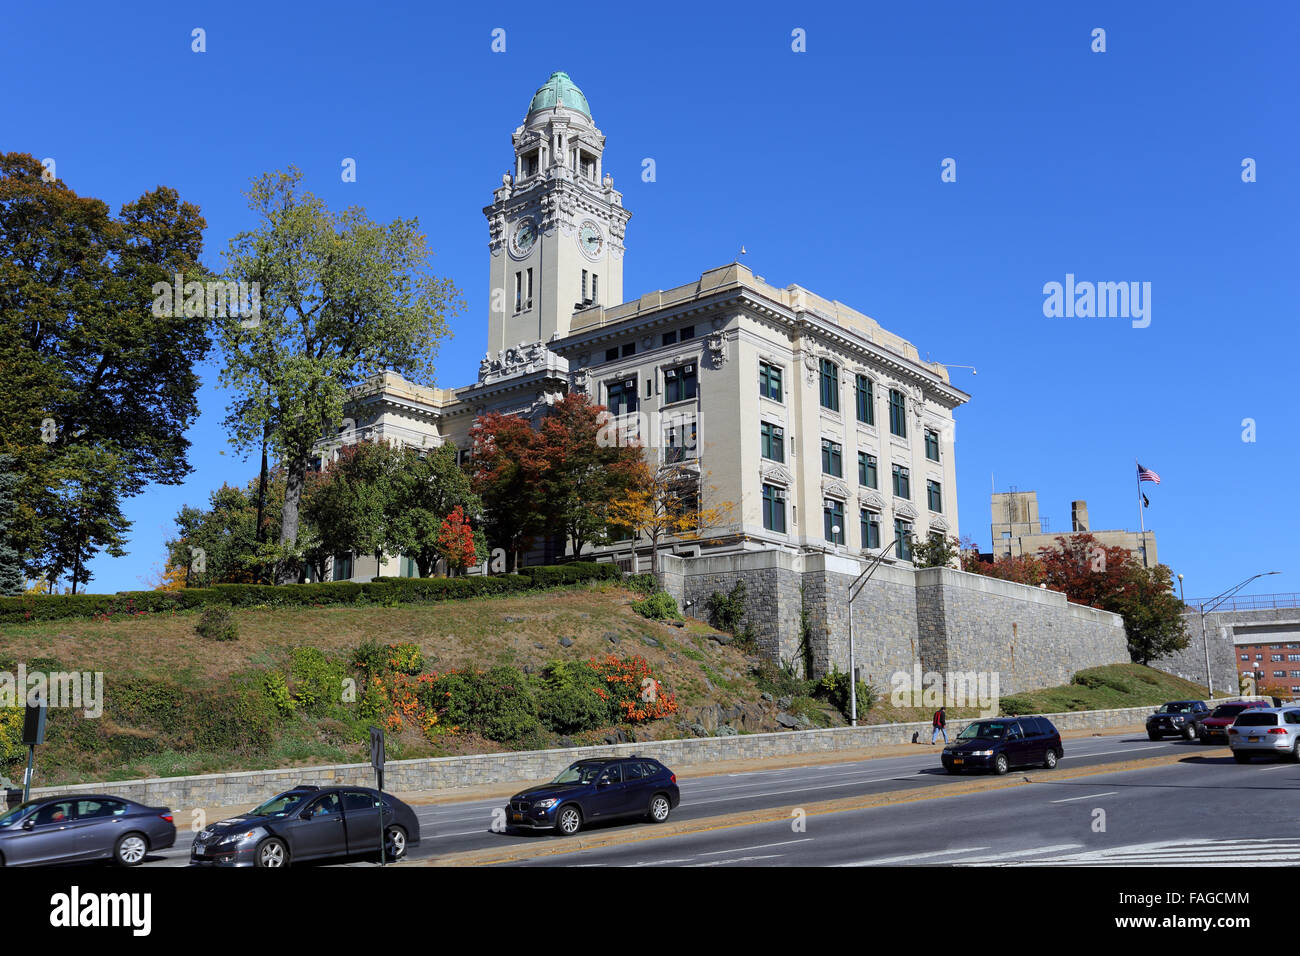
[326,71,969,582]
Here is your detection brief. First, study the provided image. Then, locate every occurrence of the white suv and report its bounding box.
[1229,707,1300,762]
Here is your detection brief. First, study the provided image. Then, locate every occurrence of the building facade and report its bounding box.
[323,71,969,580]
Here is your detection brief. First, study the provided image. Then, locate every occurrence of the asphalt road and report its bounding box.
[137,733,1211,868]
[500,745,1300,867]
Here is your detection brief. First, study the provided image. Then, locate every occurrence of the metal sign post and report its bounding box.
[369,725,386,866]
[21,692,47,804]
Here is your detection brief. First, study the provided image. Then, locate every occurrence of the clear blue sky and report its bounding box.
[4,1,1296,601]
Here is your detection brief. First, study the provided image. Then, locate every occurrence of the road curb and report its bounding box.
[421,751,1189,866]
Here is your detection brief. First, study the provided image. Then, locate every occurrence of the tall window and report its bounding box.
[607,379,638,416]
[855,375,874,425]
[333,552,353,581]
[889,388,907,438]
[824,499,845,544]
[894,520,913,560]
[860,509,881,549]
[858,452,877,488]
[819,359,839,411]
[821,438,842,477]
[759,362,783,401]
[664,363,698,403]
[925,428,940,461]
[762,484,787,533]
[514,270,533,313]
[761,422,784,462]
[664,419,697,463]
[892,463,910,499]
[927,480,943,513]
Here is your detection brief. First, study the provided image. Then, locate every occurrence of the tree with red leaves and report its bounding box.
[469,412,545,571]
[436,506,478,575]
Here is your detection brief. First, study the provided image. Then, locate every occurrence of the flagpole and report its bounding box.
[1135,459,1145,534]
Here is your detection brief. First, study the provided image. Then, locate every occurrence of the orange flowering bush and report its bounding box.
[588,654,678,723]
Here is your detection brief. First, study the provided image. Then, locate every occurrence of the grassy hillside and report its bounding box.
[1,585,1203,789]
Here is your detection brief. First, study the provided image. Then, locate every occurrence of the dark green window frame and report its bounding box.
[855,375,874,425]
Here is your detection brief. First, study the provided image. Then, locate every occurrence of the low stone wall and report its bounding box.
[6,705,1154,813]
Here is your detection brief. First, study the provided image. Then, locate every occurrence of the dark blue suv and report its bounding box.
[505,756,681,836]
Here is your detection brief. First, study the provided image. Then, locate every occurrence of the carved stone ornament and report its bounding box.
[930,516,950,532]
[822,477,851,499]
[895,501,918,519]
[761,463,793,484]
[706,331,728,368]
[860,490,884,510]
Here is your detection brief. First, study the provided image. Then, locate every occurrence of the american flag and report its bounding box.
[1137,463,1161,484]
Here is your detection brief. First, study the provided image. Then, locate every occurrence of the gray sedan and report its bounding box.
[0,795,176,867]
[1229,707,1300,762]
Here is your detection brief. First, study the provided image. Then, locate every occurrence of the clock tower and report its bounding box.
[484,71,631,355]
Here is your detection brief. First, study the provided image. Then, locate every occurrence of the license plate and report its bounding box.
[952,758,963,765]
[511,812,522,821]
[193,845,204,856]
[1249,736,1260,742]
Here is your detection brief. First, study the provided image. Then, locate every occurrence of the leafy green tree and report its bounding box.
[217,168,462,583]
[0,152,209,590]
[165,479,268,586]
[1107,562,1189,664]
[301,441,400,575]
[388,443,483,577]
[910,532,962,569]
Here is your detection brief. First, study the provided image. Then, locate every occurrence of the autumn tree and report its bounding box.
[607,459,733,577]
[217,167,462,584]
[436,506,480,575]
[0,152,210,591]
[469,413,545,571]
[388,443,483,577]
[534,393,642,558]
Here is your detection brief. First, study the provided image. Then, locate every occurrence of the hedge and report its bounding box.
[0,561,624,625]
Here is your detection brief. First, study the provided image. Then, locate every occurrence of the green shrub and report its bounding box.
[190,686,277,755]
[350,639,387,675]
[287,647,345,714]
[469,666,538,741]
[813,666,878,719]
[425,672,475,728]
[537,683,608,734]
[386,642,423,675]
[262,672,295,717]
[631,591,681,620]
[195,605,238,641]
[625,574,657,595]
[997,693,1035,715]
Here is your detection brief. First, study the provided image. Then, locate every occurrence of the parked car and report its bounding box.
[505,756,680,835]
[942,716,1063,775]
[1198,700,1273,744]
[190,786,420,867]
[1229,707,1300,762]
[0,795,175,867]
[1146,700,1209,740]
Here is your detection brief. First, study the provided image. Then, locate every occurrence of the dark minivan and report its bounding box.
[941,716,1064,775]
[506,756,680,835]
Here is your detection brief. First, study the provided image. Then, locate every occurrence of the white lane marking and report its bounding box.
[1050,792,1118,803]
[626,858,696,867]
[836,846,991,866]
[1074,745,1164,758]
[688,774,928,806]
[698,838,813,856]
[955,843,1084,863]
[687,853,783,867]
[977,838,1300,867]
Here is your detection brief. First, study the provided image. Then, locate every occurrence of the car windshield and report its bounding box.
[249,791,312,817]
[1159,702,1196,713]
[1212,705,1247,718]
[551,763,607,785]
[958,721,1012,740]
[0,801,37,828]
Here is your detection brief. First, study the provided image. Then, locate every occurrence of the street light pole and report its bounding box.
[846,535,907,726]
[1195,571,1281,699]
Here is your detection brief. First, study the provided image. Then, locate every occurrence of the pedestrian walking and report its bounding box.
[931,706,948,745]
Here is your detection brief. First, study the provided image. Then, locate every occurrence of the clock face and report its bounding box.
[579,221,604,259]
[512,219,537,257]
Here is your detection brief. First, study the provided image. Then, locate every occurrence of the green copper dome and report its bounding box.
[527,71,591,119]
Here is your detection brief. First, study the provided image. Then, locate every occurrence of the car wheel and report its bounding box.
[1233,752,1252,764]
[113,832,148,867]
[993,753,1009,775]
[647,794,671,824]
[1182,724,1198,741]
[1043,749,1058,769]
[384,825,407,860]
[557,805,582,836]
[1147,731,1160,741]
[255,837,289,867]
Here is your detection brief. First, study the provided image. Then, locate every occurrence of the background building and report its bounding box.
[990,490,1157,567]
